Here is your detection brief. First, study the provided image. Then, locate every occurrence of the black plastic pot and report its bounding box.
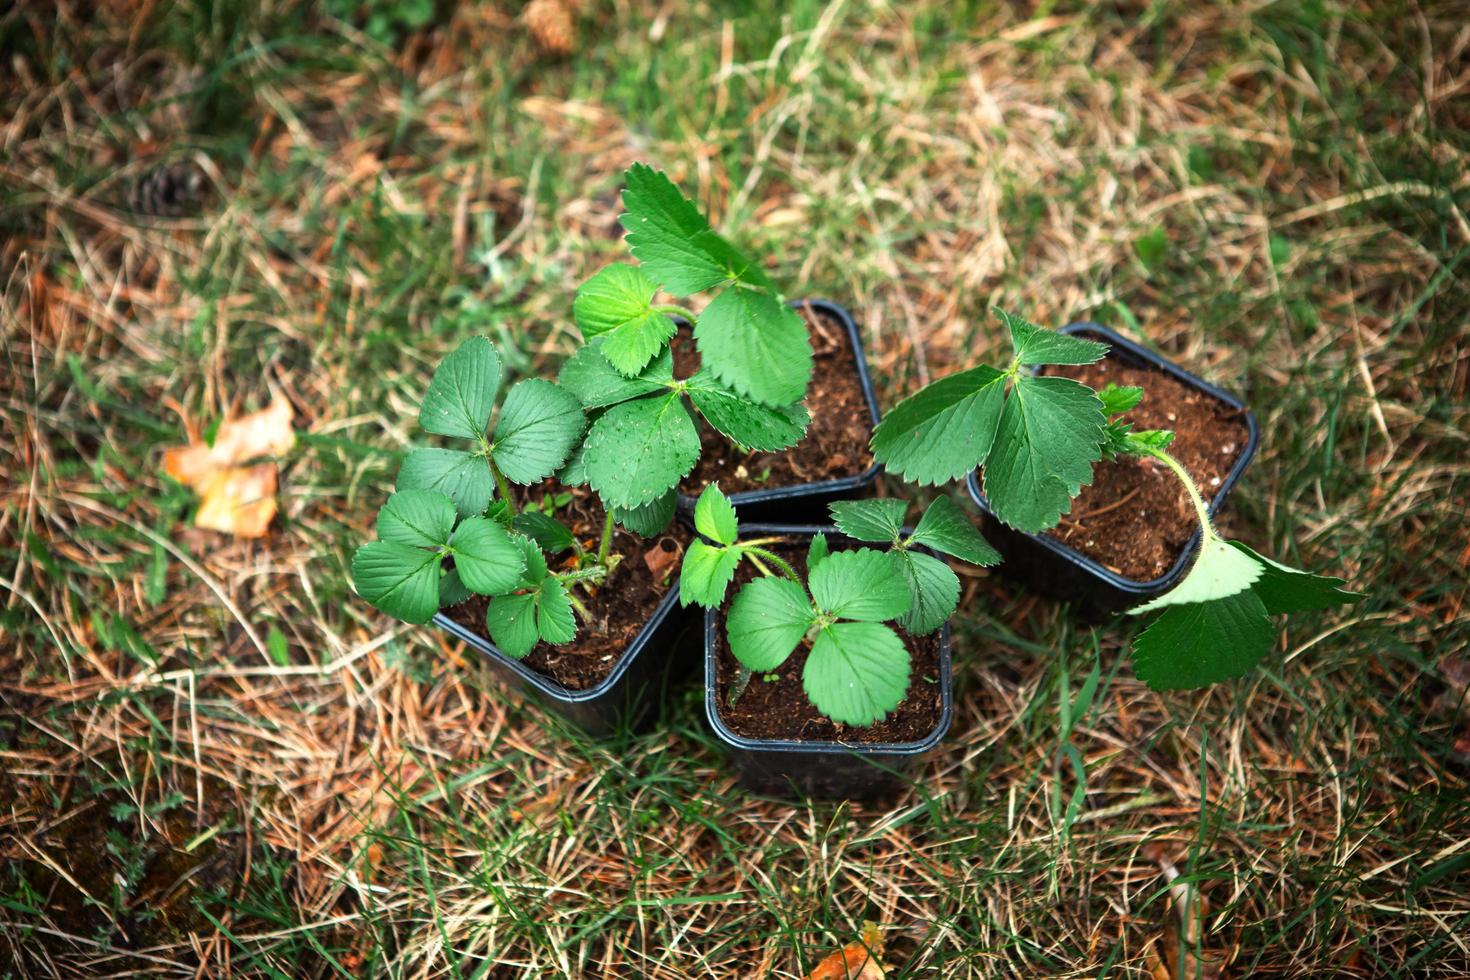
[967,322,1260,617]
[703,525,953,800]
[677,299,882,524]
[433,585,693,736]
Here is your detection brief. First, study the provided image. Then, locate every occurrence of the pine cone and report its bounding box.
[126,160,207,217]
[523,0,575,57]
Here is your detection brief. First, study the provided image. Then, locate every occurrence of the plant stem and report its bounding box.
[1143,447,1214,541]
[745,547,802,584]
[597,510,615,566]
[654,304,698,323]
[489,458,516,516]
[565,590,593,623]
[557,566,608,586]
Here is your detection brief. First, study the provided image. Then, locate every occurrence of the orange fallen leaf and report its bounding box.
[807,921,887,980]
[642,536,684,582]
[162,394,294,537]
[193,464,278,538]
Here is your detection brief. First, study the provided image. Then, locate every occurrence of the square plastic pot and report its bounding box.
[677,299,882,524]
[433,585,694,737]
[967,322,1259,617]
[702,524,953,800]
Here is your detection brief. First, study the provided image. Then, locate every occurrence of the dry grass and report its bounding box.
[2,0,1468,976]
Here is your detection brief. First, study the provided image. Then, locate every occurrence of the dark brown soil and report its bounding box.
[444,484,691,690]
[675,303,875,497]
[712,540,944,745]
[1041,349,1252,581]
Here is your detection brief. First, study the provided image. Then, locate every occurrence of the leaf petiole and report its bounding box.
[1138,446,1214,542]
[652,304,698,322]
[597,510,615,566]
[489,456,517,517]
[743,546,802,584]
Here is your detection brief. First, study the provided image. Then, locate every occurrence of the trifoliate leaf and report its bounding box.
[727,577,815,672]
[908,495,1000,566]
[685,369,809,451]
[890,549,960,635]
[535,578,576,645]
[491,379,586,484]
[351,541,443,625]
[694,288,813,407]
[1131,589,1274,689]
[680,539,741,608]
[1131,537,1263,614]
[997,309,1109,367]
[485,592,538,658]
[982,374,1105,532]
[828,498,908,544]
[449,517,526,595]
[557,344,672,410]
[1229,542,1364,614]
[1098,383,1143,416]
[809,548,913,622]
[572,264,678,376]
[807,533,830,572]
[619,164,769,295]
[419,336,501,439]
[375,490,456,549]
[511,512,576,555]
[397,448,493,518]
[439,566,471,608]
[869,365,1007,486]
[583,392,700,509]
[614,489,676,536]
[693,483,738,546]
[803,622,910,726]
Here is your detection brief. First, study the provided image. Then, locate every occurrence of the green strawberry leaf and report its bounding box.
[803,622,910,726]
[809,548,913,622]
[727,577,814,672]
[438,567,470,608]
[557,343,672,410]
[694,288,812,407]
[1098,383,1143,416]
[908,495,999,565]
[828,498,907,544]
[997,309,1109,367]
[510,512,576,555]
[869,365,1007,486]
[1229,542,1364,614]
[449,517,527,595]
[693,483,738,545]
[807,533,830,572]
[491,379,586,484]
[351,541,443,625]
[614,489,676,537]
[583,391,700,509]
[419,336,501,439]
[572,264,678,376]
[890,549,959,635]
[1131,537,1263,614]
[513,533,549,584]
[680,539,742,608]
[685,369,809,451]
[1131,589,1274,690]
[982,374,1106,532]
[485,592,538,658]
[535,579,576,645]
[375,490,456,549]
[619,163,769,295]
[397,448,493,518]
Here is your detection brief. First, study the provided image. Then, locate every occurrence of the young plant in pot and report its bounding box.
[871,308,1363,690]
[680,484,999,798]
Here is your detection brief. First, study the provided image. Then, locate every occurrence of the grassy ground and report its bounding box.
[3,0,1468,975]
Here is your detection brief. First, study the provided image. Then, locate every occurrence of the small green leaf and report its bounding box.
[1098,383,1143,416]
[1121,429,1175,454]
[890,550,959,635]
[573,264,678,376]
[375,490,456,549]
[727,577,814,671]
[266,625,290,667]
[614,489,676,536]
[486,593,538,658]
[439,567,471,608]
[583,391,700,509]
[982,374,1106,532]
[694,288,812,407]
[803,622,910,726]
[557,440,589,487]
[491,379,585,484]
[511,512,576,554]
[809,548,913,622]
[996,309,1109,367]
[1229,542,1364,614]
[419,337,501,439]
[1135,227,1168,271]
[514,534,550,584]
[807,533,830,571]
[908,495,999,565]
[558,343,672,410]
[828,498,907,544]
[1131,589,1274,689]
[1131,537,1263,614]
[693,484,738,545]
[397,448,493,518]
[352,541,443,624]
[450,517,526,595]
[620,163,768,295]
[869,365,1007,486]
[680,539,741,608]
[535,579,576,645]
[685,369,809,450]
